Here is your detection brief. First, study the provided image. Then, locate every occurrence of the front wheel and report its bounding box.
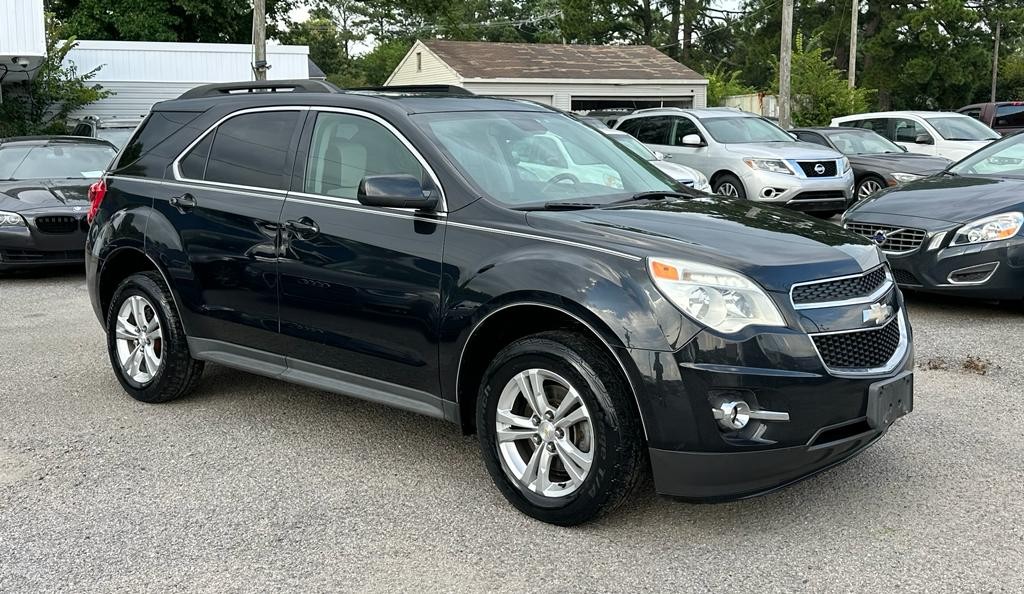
[714,173,747,199]
[856,175,886,200]
[477,331,645,525]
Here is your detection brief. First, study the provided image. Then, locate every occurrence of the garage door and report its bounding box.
[495,95,554,106]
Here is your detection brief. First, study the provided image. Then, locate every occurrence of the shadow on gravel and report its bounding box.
[902,289,1022,316]
[0,265,85,282]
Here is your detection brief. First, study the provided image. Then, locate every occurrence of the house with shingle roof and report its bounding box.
[386,40,707,112]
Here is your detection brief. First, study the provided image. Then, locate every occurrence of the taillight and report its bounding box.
[87,179,107,224]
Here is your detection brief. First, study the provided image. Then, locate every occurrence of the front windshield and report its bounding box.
[925,116,999,141]
[608,133,656,161]
[824,130,903,155]
[701,116,795,144]
[950,133,1024,177]
[413,111,677,206]
[96,127,135,148]
[0,144,116,180]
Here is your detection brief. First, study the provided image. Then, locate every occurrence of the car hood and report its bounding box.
[0,179,93,212]
[847,175,1024,224]
[941,141,993,160]
[527,197,880,293]
[651,160,699,182]
[849,153,951,175]
[722,141,843,160]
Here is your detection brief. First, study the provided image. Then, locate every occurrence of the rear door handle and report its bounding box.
[286,216,319,239]
[169,193,197,212]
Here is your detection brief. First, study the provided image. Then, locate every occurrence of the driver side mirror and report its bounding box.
[653,150,666,160]
[914,133,934,145]
[681,134,704,147]
[357,174,439,210]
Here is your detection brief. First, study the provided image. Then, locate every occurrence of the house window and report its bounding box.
[416,52,422,72]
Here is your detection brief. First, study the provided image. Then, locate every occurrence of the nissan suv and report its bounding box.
[85,81,913,525]
[615,108,855,217]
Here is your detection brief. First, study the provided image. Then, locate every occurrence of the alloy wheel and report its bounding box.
[494,368,594,498]
[717,182,740,197]
[114,295,164,384]
[858,179,884,199]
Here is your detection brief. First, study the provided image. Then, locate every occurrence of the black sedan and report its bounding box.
[793,127,951,200]
[0,136,117,271]
[843,131,1024,300]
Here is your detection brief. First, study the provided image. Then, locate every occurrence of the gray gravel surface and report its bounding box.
[1,270,1023,593]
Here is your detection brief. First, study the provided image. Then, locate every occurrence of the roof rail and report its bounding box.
[631,106,688,114]
[177,79,342,100]
[355,85,475,96]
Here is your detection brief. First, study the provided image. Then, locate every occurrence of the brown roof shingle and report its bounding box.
[421,40,704,81]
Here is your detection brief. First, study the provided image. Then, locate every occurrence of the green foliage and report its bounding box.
[706,65,754,107]
[0,22,109,137]
[770,34,873,126]
[1000,54,1024,101]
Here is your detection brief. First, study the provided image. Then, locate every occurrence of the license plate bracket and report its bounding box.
[867,371,913,430]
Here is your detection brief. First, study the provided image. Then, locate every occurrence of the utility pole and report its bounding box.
[778,0,794,128]
[991,21,1001,102]
[848,0,858,88]
[253,0,268,81]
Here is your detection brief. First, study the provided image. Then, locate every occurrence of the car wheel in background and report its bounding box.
[856,175,886,200]
[714,173,746,199]
[476,331,645,526]
[105,272,204,403]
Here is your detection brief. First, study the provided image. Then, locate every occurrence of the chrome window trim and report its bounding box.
[445,221,642,261]
[171,105,309,195]
[285,196,446,223]
[287,190,448,217]
[789,264,893,310]
[808,311,909,378]
[106,175,286,201]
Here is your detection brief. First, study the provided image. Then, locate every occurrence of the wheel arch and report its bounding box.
[710,169,743,192]
[98,246,183,331]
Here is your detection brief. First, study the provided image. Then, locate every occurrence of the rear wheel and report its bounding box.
[105,272,204,403]
[477,331,645,525]
[714,173,746,199]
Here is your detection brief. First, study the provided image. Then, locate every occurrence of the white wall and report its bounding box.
[0,0,46,80]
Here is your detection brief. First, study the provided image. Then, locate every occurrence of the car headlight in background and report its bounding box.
[951,212,1023,246]
[890,172,924,184]
[841,157,851,173]
[684,171,712,193]
[0,211,26,227]
[743,158,794,175]
[648,257,785,333]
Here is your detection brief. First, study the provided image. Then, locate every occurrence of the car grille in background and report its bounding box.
[790,190,846,201]
[0,249,84,263]
[34,215,84,234]
[891,268,922,286]
[797,160,838,177]
[812,316,902,370]
[792,266,888,305]
[845,222,926,254]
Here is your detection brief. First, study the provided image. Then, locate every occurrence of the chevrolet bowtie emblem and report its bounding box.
[863,302,893,325]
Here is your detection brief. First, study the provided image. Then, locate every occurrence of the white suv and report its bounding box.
[830,111,998,161]
[615,108,854,217]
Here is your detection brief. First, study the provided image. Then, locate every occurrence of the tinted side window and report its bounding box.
[630,117,671,145]
[72,123,91,136]
[893,118,928,142]
[670,117,701,146]
[795,132,830,147]
[304,112,425,199]
[204,111,300,190]
[858,118,891,139]
[994,105,1024,127]
[180,134,213,180]
[959,108,983,121]
[113,111,203,174]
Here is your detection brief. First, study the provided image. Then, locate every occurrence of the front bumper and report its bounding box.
[739,168,855,213]
[0,210,88,270]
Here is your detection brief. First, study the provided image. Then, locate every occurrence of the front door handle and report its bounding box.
[286,216,319,239]
[169,193,197,213]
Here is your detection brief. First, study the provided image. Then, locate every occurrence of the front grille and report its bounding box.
[792,266,888,305]
[812,316,902,370]
[34,215,83,234]
[0,249,84,263]
[790,190,846,201]
[797,160,838,177]
[845,222,926,254]
[891,268,921,286]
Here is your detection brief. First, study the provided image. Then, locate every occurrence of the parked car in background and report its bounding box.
[585,108,635,128]
[831,111,998,161]
[70,115,145,149]
[793,127,951,200]
[0,136,117,271]
[958,101,1024,136]
[843,130,1024,300]
[601,128,711,192]
[86,81,913,526]
[615,107,853,216]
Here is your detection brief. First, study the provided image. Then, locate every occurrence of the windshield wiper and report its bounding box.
[517,191,692,212]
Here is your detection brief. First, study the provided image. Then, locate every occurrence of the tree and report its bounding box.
[705,65,754,106]
[0,24,109,136]
[771,34,873,126]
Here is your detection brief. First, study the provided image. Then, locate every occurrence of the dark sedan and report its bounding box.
[0,136,117,271]
[794,127,951,200]
[843,131,1024,300]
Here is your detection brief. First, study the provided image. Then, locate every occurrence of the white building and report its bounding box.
[386,40,707,112]
[0,0,46,97]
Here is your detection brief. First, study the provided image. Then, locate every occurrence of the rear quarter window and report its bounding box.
[113,111,203,175]
[995,105,1024,127]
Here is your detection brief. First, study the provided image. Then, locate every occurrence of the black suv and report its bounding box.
[86,81,913,525]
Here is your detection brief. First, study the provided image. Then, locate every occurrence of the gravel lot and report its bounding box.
[2,269,1023,593]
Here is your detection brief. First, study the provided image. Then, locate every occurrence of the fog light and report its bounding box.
[712,400,790,430]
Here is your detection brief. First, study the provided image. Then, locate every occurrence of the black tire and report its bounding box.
[855,175,886,201]
[105,271,204,403]
[713,173,747,199]
[476,330,646,525]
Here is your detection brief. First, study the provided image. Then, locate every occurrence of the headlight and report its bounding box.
[743,158,794,176]
[890,172,923,184]
[682,171,711,193]
[841,157,851,173]
[951,212,1023,246]
[0,211,26,227]
[648,257,785,333]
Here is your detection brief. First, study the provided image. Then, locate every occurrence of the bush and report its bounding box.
[706,65,755,107]
[772,34,875,126]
